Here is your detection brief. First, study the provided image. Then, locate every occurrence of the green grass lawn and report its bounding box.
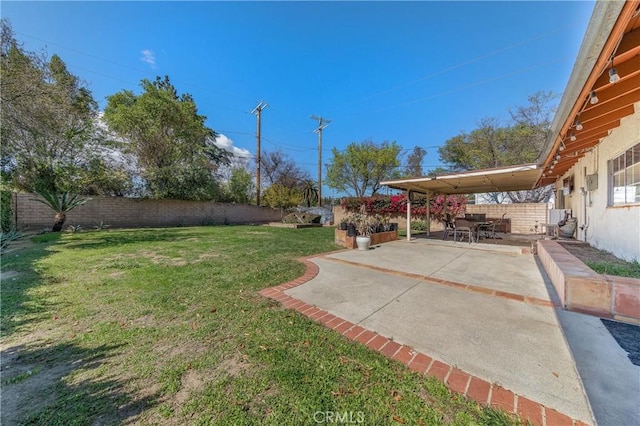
[585,260,640,278]
[1,226,517,425]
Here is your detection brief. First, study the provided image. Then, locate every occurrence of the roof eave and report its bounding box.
[538,1,626,165]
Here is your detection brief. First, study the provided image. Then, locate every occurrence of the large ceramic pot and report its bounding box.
[356,235,371,251]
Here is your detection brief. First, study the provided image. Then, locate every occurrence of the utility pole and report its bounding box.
[251,101,268,206]
[310,115,330,207]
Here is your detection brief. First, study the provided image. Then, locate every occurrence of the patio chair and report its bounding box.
[479,213,506,243]
[453,218,475,243]
[442,214,456,240]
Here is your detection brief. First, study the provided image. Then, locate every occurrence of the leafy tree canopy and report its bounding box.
[326,140,401,197]
[104,76,230,200]
[227,167,255,204]
[262,183,302,210]
[437,92,557,202]
[0,19,122,194]
[404,146,427,177]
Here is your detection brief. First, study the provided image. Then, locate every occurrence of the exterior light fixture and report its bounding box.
[609,67,620,84]
[559,141,566,151]
[555,153,561,160]
[550,164,555,170]
[570,132,576,142]
[575,118,583,131]
[589,91,599,105]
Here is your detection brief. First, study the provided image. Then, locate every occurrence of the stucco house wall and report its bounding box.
[556,102,640,262]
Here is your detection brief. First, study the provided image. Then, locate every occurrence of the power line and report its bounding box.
[261,136,315,152]
[372,57,566,114]
[15,30,249,103]
[336,20,583,108]
[215,129,254,136]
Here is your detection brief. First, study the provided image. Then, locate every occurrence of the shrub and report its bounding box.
[1,190,12,232]
[32,190,91,232]
[340,194,466,223]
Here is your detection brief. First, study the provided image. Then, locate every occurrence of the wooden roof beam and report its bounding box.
[591,77,640,104]
[579,90,640,122]
[563,131,610,153]
[572,119,621,141]
[593,55,640,90]
[539,1,640,175]
[614,26,640,63]
[576,104,634,129]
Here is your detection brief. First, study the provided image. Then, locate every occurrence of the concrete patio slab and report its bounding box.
[327,240,550,299]
[287,254,592,424]
[263,238,640,425]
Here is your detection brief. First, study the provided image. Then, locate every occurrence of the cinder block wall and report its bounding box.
[466,204,549,234]
[332,203,548,234]
[12,193,283,230]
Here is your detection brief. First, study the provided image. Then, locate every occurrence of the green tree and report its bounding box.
[326,140,401,197]
[437,92,556,202]
[104,76,230,200]
[262,183,302,210]
[1,20,115,194]
[33,190,90,232]
[300,179,319,207]
[227,167,254,204]
[405,146,427,177]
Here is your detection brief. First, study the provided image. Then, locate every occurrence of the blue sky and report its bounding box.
[3,1,595,196]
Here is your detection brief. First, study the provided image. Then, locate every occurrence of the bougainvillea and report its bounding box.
[341,193,466,223]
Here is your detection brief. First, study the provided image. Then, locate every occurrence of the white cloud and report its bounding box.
[215,134,252,161]
[140,49,156,68]
[214,134,253,179]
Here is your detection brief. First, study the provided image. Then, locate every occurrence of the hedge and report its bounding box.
[340,194,466,223]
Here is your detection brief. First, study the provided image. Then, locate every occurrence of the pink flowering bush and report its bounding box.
[341,194,466,223]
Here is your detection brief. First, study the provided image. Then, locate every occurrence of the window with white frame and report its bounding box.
[609,142,640,206]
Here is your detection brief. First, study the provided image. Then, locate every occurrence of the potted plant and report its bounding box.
[339,216,348,230]
[355,213,376,251]
[344,214,357,237]
[353,204,380,250]
[381,214,392,232]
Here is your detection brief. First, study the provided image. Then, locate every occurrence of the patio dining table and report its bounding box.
[455,219,492,243]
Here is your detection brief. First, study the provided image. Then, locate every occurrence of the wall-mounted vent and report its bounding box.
[586,173,598,191]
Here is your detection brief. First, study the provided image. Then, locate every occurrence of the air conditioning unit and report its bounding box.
[586,173,598,191]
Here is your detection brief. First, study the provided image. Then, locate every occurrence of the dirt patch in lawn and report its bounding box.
[0,270,20,280]
[0,344,74,425]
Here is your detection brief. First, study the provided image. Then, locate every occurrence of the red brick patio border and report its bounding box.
[258,255,591,426]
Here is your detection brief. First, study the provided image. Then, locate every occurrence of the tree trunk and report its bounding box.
[52,212,66,232]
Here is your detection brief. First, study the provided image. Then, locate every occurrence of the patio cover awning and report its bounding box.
[381,163,542,195]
